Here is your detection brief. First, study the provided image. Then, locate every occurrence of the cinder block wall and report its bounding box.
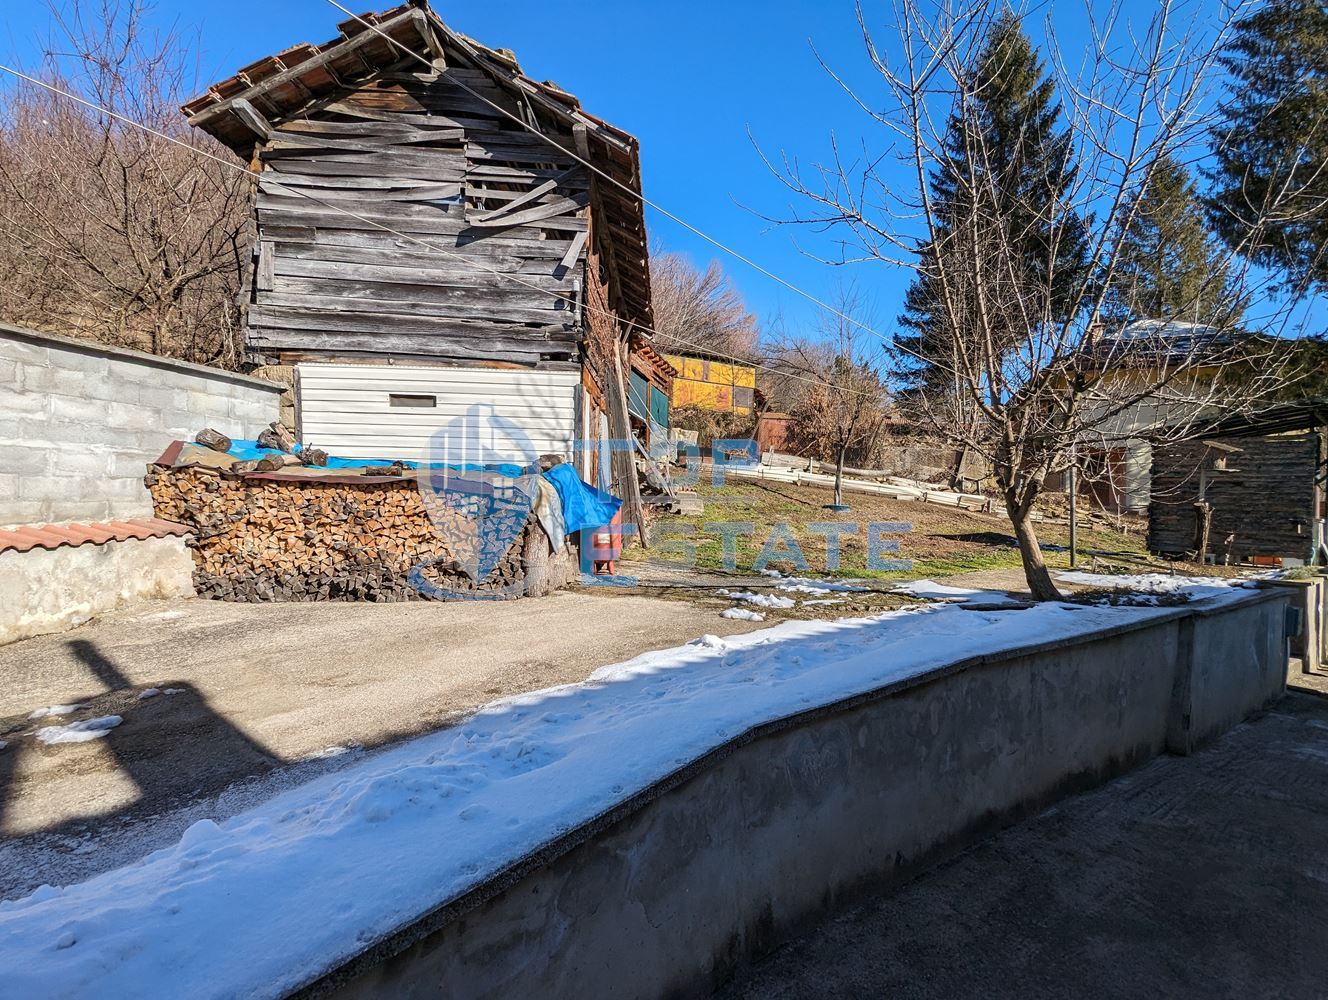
[0,325,283,525]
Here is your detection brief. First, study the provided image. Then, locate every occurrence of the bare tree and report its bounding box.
[0,0,250,368]
[770,286,891,507]
[762,0,1316,599]
[649,243,761,361]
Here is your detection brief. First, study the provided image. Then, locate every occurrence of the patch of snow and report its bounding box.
[0,741,7,751]
[28,704,85,720]
[717,590,797,609]
[721,608,766,622]
[34,717,122,746]
[137,689,160,701]
[893,580,1017,604]
[0,581,1256,999]
[774,577,868,596]
[1056,571,1249,599]
[758,568,783,578]
[163,688,185,696]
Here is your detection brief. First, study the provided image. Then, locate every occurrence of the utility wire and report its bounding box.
[0,62,880,399]
[322,0,893,348]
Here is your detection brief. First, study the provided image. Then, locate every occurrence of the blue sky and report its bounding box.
[3,1,1322,341]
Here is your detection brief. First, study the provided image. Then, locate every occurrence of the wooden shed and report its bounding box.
[182,2,671,505]
[1147,397,1328,565]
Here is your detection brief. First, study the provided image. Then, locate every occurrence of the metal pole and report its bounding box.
[1068,445,1078,569]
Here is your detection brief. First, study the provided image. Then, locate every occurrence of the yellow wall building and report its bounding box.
[662,353,757,415]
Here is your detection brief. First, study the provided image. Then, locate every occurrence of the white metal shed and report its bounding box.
[295,363,581,465]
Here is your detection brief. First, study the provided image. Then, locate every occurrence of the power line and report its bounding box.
[0,62,882,400]
[322,0,893,348]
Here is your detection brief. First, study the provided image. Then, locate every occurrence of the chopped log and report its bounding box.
[256,421,297,453]
[196,428,232,452]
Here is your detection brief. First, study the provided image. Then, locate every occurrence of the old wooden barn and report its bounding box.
[1148,397,1328,565]
[182,1,672,506]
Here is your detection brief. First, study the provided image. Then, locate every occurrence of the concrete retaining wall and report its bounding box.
[305,589,1290,1000]
[0,324,283,525]
[0,535,195,646]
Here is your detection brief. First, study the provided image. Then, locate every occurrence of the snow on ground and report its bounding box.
[772,577,868,596]
[1056,571,1256,601]
[721,608,766,622]
[28,704,86,720]
[137,689,160,701]
[893,580,1021,605]
[716,589,797,609]
[34,716,122,746]
[0,579,1253,1000]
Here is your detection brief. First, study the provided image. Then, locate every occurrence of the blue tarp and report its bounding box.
[225,440,523,476]
[223,441,617,531]
[542,462,621,533]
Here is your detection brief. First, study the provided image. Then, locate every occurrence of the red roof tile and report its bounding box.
[0,518,192,556]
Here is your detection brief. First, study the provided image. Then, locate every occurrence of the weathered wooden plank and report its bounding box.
[266,225,577,261]
[558,230,588,272]
[265,132,465,157]
[261,147,466,173]
[269,239,569,275]
[466,193,588,228]
[466,162,590,187]
[463,144,578,166]
[259,170,461,192]
[268,254,577,292]
[257,199,588,234]
[249,304,574,342]
[470,168,575,222]
[265,157,465,181]
[256,241,276,291]
[262,286,572,327]
[262,178,463,203]
[247,331,557,365]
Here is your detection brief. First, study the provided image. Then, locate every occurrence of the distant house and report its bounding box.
[1074,319,1248,513]
[1148,397,1328,565]
[182,2,673,495]
[662,350,757,416]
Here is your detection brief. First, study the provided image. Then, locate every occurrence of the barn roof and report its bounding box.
[182,1,652,331]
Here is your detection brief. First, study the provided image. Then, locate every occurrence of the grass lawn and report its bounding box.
[625,479,1148,581]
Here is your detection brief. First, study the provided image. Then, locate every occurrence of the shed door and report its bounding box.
[296,363,580,463]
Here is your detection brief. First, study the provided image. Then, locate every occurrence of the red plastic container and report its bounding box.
[584,509,623,575]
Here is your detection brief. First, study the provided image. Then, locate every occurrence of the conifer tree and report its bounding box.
[1210,0,1328,295]
[897,11,1088,396]
[1106,155,1244,325]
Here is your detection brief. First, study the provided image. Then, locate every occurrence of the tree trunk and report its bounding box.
[834,446,847,506]
[1008,503,1062,602]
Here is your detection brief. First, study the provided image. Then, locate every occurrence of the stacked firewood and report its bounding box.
[145,465,572,602]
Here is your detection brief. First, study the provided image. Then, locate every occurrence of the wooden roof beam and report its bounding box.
[187,7,428,128]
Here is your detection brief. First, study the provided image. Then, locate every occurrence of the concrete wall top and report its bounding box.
[0,324,285,394]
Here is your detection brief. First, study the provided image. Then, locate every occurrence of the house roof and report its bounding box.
[182,1,653,332]
[1189,395,1328,438]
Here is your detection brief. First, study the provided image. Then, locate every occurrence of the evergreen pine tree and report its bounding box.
[1210,0,1328,295]
[1106,155,1244,326]
[897,11,1088,397]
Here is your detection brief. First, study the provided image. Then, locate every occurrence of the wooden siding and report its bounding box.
[248,69,589,366]
[1148,431,1323,561]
